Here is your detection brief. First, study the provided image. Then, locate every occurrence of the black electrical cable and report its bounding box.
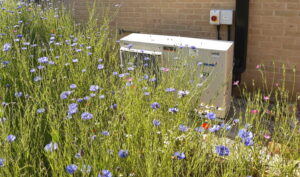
[216,25,221,40]
[228,25,231,41]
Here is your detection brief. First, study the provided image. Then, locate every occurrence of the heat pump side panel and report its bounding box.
[222,44,234,117]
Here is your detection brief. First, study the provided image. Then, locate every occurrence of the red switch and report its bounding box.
[211,16,217,22]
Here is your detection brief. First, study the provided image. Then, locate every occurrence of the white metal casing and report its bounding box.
[210,10,220,25]
[220,10,233,25]
[120,33,234,118]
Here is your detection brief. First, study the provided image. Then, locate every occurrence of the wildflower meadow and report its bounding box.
[0,0,299,176]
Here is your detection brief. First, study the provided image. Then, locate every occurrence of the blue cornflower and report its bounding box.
[99,95,105,99]
[44,142,58,152]
[168,107,179,113]
[30,68,36,73]
[0,158,5,167]
[0,117,7,123]
[90,93,96,97]
[195,127,205,133]
[216,145,229,156]
[34,76,42,82]
[60,91,72,99]
[127,67,134,71]
[127,43,133,49]
[144,74,149,80]
[238,129,253,140]
[101,131,110,136]
[37,108,45,113]
[144,92,150,96]
[113,72,118,75]
[37,65,45,70]
[243,138,254,146]
[83,96,90,100]
[74,152,81,159]
[118,73,125,78]
[81,112,93,120]
[66,164,77,174]
[207,112,216,120]
[173,152,185,160]
[118,149,128,158]
[190,46,196,50]
[179,124,188,132]
[16,34,23,38]
[68,103,78,115]
[89,85,100,91]
[72,59,79,63]
[2,61,10,66]
[3,43,11,52]
[70,84,77,89]
[152,120,161,126]
[81,165,92,173]
[233,119,239,123]
[98,170,112,177]
[97,64,104,70]
[225,125,232,131]
[110,104,117,110]
[77,98,84,103]
[178,90,190,97]
[209,125,221,133]
[15,92,23,97]
[38,57,49,63]
[220,123,225,128]
[7,134,16,142]
[151,102,160,109]
[165,88,176,92]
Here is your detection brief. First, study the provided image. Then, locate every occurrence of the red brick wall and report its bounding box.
[65,0,300,96]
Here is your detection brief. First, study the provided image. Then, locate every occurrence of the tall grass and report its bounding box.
[0,0,299,176]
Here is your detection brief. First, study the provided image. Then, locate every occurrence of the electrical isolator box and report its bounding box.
[220,10,233,25]
[210,10,220,25]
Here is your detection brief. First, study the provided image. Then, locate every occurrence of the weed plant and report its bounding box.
[0,0,299,176]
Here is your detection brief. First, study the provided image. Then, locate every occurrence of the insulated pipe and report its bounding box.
[233,0,249,81]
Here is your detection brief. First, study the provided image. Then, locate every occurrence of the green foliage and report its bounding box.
[0,0,299,177]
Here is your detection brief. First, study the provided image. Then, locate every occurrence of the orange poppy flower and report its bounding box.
[201,122,210,130]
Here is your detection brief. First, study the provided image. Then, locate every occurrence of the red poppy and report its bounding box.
[201,122,210,130]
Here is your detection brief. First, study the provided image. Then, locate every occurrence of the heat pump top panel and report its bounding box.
[120,33,233,51]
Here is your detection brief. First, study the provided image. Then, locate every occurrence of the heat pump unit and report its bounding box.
[120,33,234,118]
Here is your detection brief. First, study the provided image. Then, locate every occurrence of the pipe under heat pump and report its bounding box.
[233,0,249,81]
